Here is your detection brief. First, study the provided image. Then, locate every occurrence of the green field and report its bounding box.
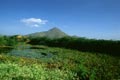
[0,44,119,80]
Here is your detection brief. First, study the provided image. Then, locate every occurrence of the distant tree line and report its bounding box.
[0,35,28,46]
[0,35,18,46]
[28,36,120,56]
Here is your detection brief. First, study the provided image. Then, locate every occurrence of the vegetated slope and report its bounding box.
[27,27,68,39]
[0,45,119,80]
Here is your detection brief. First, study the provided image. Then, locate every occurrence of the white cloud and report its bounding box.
[21,18,48,27]
[33,24,39,27]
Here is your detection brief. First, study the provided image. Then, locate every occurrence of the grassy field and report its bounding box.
[0,44,119,80]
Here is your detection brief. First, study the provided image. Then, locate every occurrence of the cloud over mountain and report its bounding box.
[21,18,48,27]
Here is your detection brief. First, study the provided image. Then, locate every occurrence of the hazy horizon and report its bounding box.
[0,0,120,40]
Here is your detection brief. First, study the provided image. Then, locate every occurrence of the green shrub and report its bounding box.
[0,63,74,80]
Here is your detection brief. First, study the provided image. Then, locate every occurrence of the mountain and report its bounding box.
[27,27,69,39]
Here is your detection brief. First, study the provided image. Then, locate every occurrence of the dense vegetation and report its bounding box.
[0,35,120,79]
[28,36,120,56]
[0,46,120,80]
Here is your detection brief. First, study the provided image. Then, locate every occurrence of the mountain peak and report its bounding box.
[27,27,69,39]
[49,27,61,32]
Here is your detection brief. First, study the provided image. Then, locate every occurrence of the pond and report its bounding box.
[8,46,53,59]
[0,45,54,59]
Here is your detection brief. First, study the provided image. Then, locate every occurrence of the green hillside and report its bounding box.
[0,44,120,80]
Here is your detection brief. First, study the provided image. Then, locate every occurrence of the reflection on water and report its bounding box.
[8,45,53,59]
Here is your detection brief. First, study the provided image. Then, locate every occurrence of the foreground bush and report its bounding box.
[0,63,74,80]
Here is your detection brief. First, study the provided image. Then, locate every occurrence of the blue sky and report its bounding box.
[0,0,120,40]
